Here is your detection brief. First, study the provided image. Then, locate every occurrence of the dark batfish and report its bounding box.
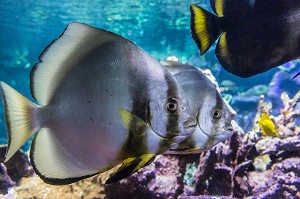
[0,23,196,185]
[190,0,300,77]
[161,60,234,154]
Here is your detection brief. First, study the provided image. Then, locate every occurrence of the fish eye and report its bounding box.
[212,110,221,119]
[166,98,178,112]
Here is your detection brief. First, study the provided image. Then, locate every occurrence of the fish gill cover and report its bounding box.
[0,0,299,198]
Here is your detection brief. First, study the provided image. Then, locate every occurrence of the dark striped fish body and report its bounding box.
[161,60,233,154]
[0,23,196,184]
[191,0,300,77]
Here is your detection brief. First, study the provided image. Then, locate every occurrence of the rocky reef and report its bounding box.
[0,146,33,195]
[106,91,300,199]
[0,89,299,198]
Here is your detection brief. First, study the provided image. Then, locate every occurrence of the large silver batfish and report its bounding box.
[0,23,196,184]
[161,60,233,154]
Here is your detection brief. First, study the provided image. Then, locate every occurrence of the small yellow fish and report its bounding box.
[258,113,278,137]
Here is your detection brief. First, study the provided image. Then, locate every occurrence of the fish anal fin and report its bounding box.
[216,32,230,60]
[30,128,101,185]
[215,32,236,74]
[105,154,156,184]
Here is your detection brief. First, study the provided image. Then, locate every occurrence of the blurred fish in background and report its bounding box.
[268,65,300,114]
[190,0,300,78]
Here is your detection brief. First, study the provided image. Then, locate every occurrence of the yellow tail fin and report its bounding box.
[0,82,40,162]
[190,4,223,55]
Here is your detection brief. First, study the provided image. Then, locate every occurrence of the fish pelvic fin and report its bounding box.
[0,82,40,162]
[105,154,156,184]
[190,4,223,55]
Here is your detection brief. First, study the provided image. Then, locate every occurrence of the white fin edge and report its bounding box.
[31,22,111,106]
[31,128,100,183]
[0,82,39,162]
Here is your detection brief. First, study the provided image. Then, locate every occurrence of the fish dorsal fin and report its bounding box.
[261,113,269,120]
[210,0,254,18]
[210,0,225,17]
[30,22,122,105]
[260,113,271,124]
[161,60,210,90]
[160,60,199,74]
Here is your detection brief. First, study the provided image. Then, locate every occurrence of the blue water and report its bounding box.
[0,0,298,149]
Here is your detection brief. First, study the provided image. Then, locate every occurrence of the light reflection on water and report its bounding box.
[0,0,207,59]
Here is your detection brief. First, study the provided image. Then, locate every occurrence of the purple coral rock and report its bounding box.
[0,163,15,194]
[105,155,181,199]
[0,145,33,183]
[249,158,300,198]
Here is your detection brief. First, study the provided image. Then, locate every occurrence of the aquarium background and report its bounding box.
[0,1,299,148]
[0,1,300,198]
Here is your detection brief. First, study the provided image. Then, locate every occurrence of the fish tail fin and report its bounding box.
[0,82,40,162]
[190,4,223,55]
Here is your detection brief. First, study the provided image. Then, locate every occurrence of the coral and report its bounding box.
[103,91,300,198]
[0,145,33,194]
[268,69,300,113]
[0,166,121,198]
[248,158,300,198]
[1,90,299,199]
[0,163,15,194]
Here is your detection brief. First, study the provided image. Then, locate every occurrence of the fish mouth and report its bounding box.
[216,129,233,141]
[197,112,233,141]
[183,118,198,129]
[224,124,233,132]
[199,125,233,141]
[174,118,197,143]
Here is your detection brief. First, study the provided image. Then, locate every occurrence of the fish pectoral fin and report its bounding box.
[105,154,156,184]
[118,108,148,134]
